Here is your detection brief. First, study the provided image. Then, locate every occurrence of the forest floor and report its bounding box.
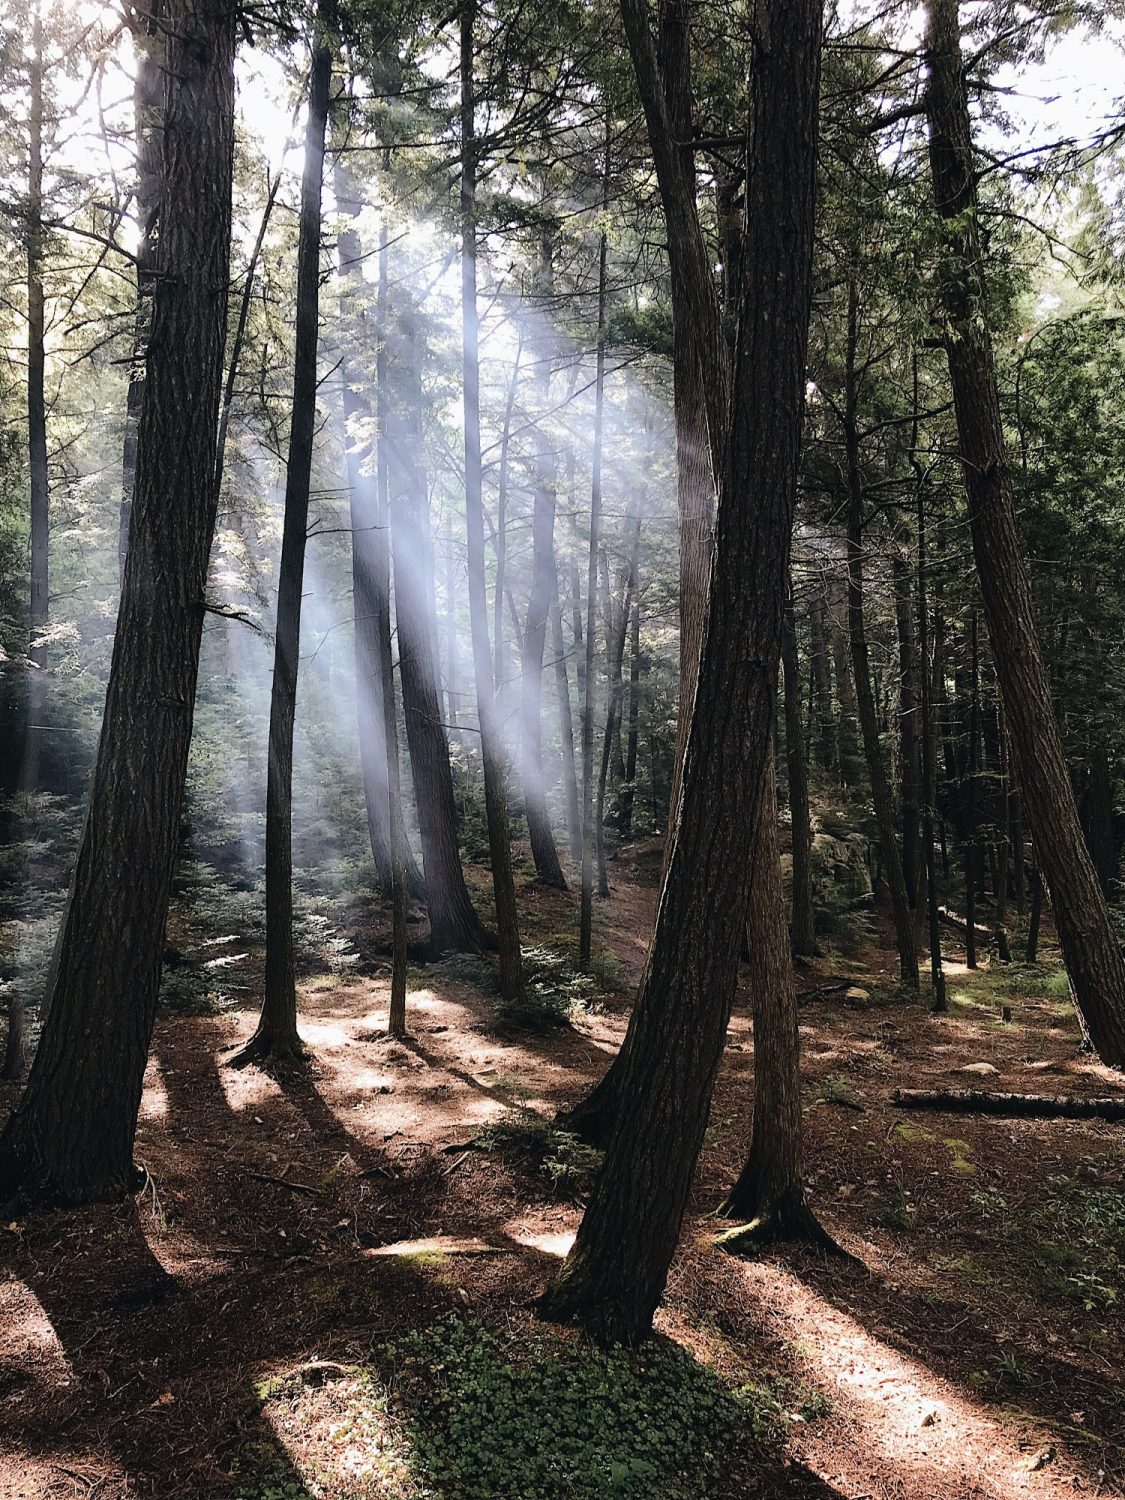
[1,844,1123,1500]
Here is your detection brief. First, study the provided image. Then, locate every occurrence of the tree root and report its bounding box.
[714,1187,849,1259]
[227,1030,306,1071]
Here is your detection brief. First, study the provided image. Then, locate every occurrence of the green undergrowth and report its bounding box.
[427,942,620,1031]
[234,1317,813,1499]
[474,1114,603,1196]
[383,1316,790,1499]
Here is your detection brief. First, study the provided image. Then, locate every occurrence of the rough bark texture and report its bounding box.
[0,0,236,1202]
[657,0,715,854]
[541,0,822,1344]
[461,0,525,1006]
[719,760,834,1250]
[119,6,164,580]
[925,0,1125,1065]
[236,34,331,1067]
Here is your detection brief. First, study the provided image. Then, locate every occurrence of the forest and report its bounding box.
[1,0,1124,1494]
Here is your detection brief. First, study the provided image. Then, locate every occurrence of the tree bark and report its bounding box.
[234,31,332,1067]
[118,6,164,581]
[719,758,835,1249]
[541,0,822,1344]
[620,589,641,836]
[924,0,1125,1065]
[461,0,525,1007]
[782,589,817,956]
[0,0,236,1202]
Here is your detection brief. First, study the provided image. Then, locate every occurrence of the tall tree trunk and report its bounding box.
[963,610,980,970]
[893,548,921,909]
[460,0,525,1006]
[924,0,1125,1064]
[235,31,331,1067]
[620,590,641,837]
[521,232,567,888]
[551,575,582,862]
[719,757,834,1247]
[782,588,817,956]
[843,282,918,989]
[0,0,236,1202]
[994,698,1012,962]
[7,13,48,1079]
[335,167,424,900]
[808,583,837,772]
[916,465,946,1009]
[1083,745,1115,897]
[578,126,610,971]
[23,11,48,797]
[119,7,164,580]
[658,0,713,854]
[373,229,409,1037]
[541,0,822,1344]
[392,309,487,954]
[595,514,639,897]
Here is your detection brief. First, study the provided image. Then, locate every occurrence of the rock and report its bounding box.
[958,1062,1000,1076]
[844,986,871,1003]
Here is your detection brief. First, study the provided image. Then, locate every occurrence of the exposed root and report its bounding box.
[714,1188,850,1260]
[226,1029,306,1071]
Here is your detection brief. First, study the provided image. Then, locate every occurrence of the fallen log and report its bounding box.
[891,1088,1125,1121]
[936,906,991,945]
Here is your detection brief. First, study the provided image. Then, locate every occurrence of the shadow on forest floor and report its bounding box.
[1,918,1122,1499]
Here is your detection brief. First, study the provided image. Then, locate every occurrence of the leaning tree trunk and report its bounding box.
[925,0,1125,1064]
[0,0,236,1203]
[235,30,331,1067]
[843,279,918,990]
[461,0,525,1007]
[392,308,489,955]
[541,0,822,1345]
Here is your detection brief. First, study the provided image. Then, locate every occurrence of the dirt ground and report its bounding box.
[1,851,1123,1500]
